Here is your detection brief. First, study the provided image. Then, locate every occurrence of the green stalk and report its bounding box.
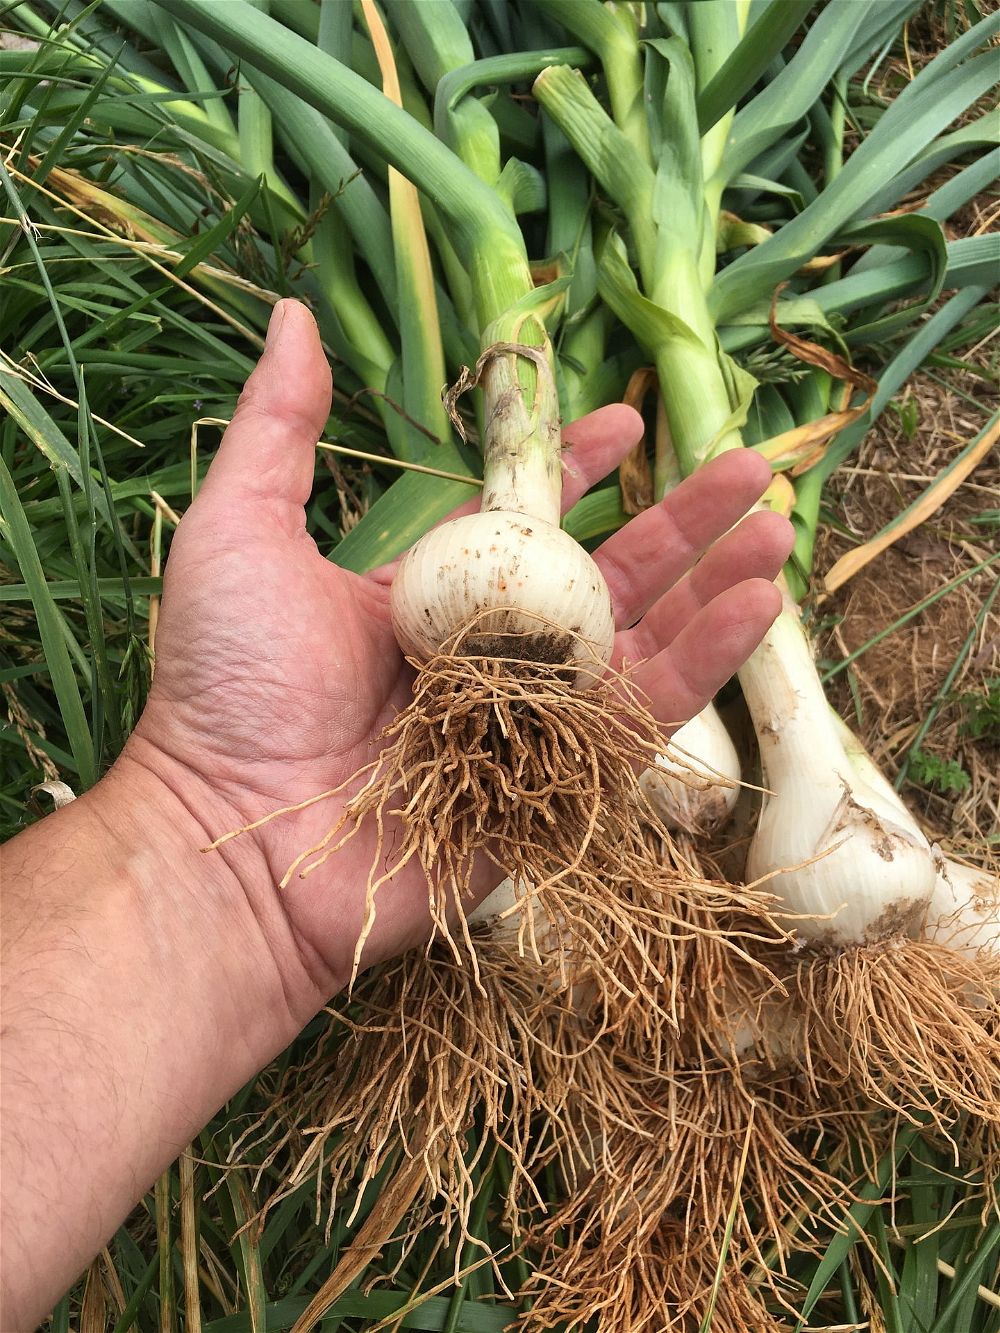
[387,0,501,186]
[237,0,275,183]
[302,2,393,388]
[559,305,616,420]
[247,71,396,310]
[533,0,651,165]
[151,0,529,328]
[378,0,571,499]
[531,66,657,290]
[534,65,743,471]
[691,2,752,280]
[360,0,449,458]
[152,0,568,534]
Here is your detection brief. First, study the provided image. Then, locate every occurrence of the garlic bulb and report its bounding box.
[640,703,740,832]
[469,876,548,944]
[742,607,936,945]
[833,715,999,961]
[724,993,800,1069]
[390,342,615,678]
[391,512,615,673]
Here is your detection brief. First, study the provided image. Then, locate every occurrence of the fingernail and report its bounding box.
[265,300,287,348]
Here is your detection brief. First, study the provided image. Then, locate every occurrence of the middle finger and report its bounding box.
[593,450,773,629]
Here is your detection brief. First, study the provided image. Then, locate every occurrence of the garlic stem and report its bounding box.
[478,338,562,525]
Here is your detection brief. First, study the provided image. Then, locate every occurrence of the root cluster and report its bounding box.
[334,652,691,980]
[789,938,1000,1136]
[234,648,999,1329]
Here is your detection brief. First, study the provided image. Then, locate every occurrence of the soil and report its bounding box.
[812,364,999,860]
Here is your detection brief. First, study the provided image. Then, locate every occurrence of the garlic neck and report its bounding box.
[479,344,561,527]
[740,608,855,836]
[391,330,615,674]
[741,610,935,945]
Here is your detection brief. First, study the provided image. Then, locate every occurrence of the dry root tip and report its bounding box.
[228,937,557,1275]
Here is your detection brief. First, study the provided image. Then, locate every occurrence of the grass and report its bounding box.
[1,0,998,1328]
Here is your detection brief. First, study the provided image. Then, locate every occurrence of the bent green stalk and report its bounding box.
[152,0,532,329]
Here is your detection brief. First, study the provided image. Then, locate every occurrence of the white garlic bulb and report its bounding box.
[742,609,936,946]
[640,704,740,832]
[391,511,615,676]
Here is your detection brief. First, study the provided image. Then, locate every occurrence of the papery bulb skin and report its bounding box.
[469,877,563,984]
[469,877,531,936]
[390,511,616,677]
[924,855,999,959]
[640,705,740,832]
[742,610,936,946]
[747,774,937,946]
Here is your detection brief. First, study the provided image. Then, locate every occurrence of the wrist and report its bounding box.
[0,746,324,1329]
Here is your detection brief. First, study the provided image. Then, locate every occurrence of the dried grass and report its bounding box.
[814,369,999,854]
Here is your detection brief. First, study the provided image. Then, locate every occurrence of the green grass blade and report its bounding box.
[722,0,872,182]
[53,459,118,758]
[0,453,96,786]
[821,551,1000,684]
[29,0,173,84]
[931,1219,1000,1333]
[202,1291,518,1332]
[713,13,1000,319]
[250,70,397,317]
[0,372,111,526]
[817,284,989,481]
[795,1128,917,1327]
[895,570,1000,791]
[332,469,475,573]
[871,1208,906,1333]
[31,41,119,188]
[696,0,811,133]
[899,1138,943,1331]
[224,1174,268,1333]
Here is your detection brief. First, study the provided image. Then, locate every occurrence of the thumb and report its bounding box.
[195,300,333,520]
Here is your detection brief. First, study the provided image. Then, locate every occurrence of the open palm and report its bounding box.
[128,301,791,1012]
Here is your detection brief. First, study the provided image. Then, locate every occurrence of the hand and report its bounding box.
[1,300,791,1329]
[124,299,792,1018]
